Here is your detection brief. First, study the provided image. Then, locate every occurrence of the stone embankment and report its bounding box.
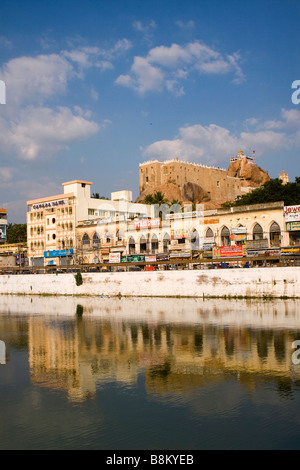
[0,267,299,298]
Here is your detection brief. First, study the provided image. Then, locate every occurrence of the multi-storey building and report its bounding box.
[76,201,289,263]
[27,180,153,266]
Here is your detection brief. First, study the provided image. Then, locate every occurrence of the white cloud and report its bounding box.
[116,56,165,94]
[7,106,99,161]
[142,112,296,165]
[2,53,73,106]
[116,40,245,95]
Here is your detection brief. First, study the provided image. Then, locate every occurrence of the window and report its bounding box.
[151,234,159,253]
[191,229,199,250]
[163,233,170,253]
[270,222,281,247]
[88,209,95,216]
[82,233,90,247]
[128,237,136,254]
[253,223,263,240]
[221,226,230,246]
[206,228,214,239]
[92,232,100,248]
[140,235,147,253]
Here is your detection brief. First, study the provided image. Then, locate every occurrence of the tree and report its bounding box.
[226,178,300,207]
[141,191,170,205]
[6,224,27,243]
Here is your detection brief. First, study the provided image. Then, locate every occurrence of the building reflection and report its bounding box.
[23,304,300,402]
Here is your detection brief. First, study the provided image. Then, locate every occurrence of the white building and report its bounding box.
[27,180,153,266]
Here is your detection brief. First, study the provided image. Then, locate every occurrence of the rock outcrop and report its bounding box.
[137,155,271,207]
[227,159,270,186]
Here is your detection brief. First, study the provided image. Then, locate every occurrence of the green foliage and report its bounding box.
[142,191,169,205]
[75,271,83,286]
[7,223,27,243]
[228,178,300,207]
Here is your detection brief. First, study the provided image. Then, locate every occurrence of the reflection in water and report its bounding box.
[0,340,5,365]
[0,296,300,402]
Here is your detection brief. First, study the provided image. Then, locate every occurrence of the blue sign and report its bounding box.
[44,249,74,258]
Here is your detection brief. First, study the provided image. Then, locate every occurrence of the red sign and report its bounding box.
[213,246,245,258]
[134,218,160,230]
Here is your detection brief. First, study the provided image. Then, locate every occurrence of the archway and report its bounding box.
[151,234,159,253]
[253,223,264,240]
[128,237,136,254]
[221,226,230,246]
[163,233,170,253]
[140,235,147,253]
[270,222,281,247]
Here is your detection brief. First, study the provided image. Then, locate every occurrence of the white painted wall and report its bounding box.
[0,267,299,298]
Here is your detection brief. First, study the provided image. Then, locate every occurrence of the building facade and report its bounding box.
[27,180,153,266]
[75,201,291,263]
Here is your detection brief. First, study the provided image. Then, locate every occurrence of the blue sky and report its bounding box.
[0,0,300,222]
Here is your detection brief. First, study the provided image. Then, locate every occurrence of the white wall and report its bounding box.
[0,267,299,298]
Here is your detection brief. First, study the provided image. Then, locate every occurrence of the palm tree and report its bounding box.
[152,191,169,205]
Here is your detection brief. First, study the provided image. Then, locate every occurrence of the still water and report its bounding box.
[0,295,300,450]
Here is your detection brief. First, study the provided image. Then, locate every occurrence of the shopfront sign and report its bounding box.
[33,199,68,210]
[134,218,160,230]
[171,228,190,240]
[156,254,170,261]
[0,225,6,240]
[213,246,246,258]
[286,221,300,231]
[145,255,156,262]
[44,249,74,258]
[109,253,121,263]
[231,226,247,234]
[121,255,145,263]
[204,218,219,225]
[284,205,300,222]
[281,246,300,255]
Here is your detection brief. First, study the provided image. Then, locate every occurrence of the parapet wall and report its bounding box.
[0,267,299,298]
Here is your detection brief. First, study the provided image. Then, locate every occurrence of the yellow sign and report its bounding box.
[204,218,219,225]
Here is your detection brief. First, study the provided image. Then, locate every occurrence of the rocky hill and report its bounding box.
[227,158,270,186]
[137,158,270,207]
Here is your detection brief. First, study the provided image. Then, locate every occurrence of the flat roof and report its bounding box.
[62,180,93,186]
[27,192,74,205]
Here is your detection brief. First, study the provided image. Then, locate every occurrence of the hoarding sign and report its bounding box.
[145,255,156,262]
[134,218,160,229]
[281,246,300,255]
[284,205,300,222]
[286,222,300,231]
[44,249,74,258]
[109,253,121,263]
[230,234,246,242]
[156,254,170,261]
[121,255,145,263]
[213,246,245,258]
[171,228,190,240]
[0,225,6,240]
[169,252,191,259]
[231,226,247,234]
